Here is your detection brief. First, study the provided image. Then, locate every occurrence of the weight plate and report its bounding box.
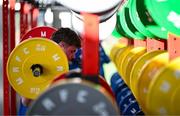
[110,72,126,94]
[114,46,127,65]
[138,52,169,112]
[136,0,168,39]
[110,43,126,62]
[52,71,115,100]
[145,0,180,36]
[117,87,129,105]
[57,0,121,23]
[116,12,131,38]
[122,47,146,86]
[129,0,154,38]
[115,46,133,76]
[171,86,180,114]
[7,38,69,99]
[130,50,165,100]
[119,3,144,39]
[147,57,180,114]
[122,102,142,115]
[146,26,168,39]
[124,0,145,40]
[99,75,116,99]
[111,27,123,39]
[21,26,57,41]
[27,78,119,115]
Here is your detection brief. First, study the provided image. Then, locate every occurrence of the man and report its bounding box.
[18,27,81,115]
[51,27,81,62]
[71,42,110,78]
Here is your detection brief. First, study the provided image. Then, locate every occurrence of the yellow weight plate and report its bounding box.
[138,52,169,112]
[171,86,180,114]
[115,46,133,78]
[110,43,126,62]
[147,57,180,115]
[121,47,146,86]
[130,50,165,100]
[7,38,69,99]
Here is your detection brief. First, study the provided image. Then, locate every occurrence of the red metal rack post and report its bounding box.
[119,38,134,46]
[146,38,167,51]
[2,0,10,115]
[24,3,31,33]
[10,0,17,114]
[82,13,99,76]
[31,7,39,28]
[20,1,25,38]
[168,33,180,60]
[134,39,146,47]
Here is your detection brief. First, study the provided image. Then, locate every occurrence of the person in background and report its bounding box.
[72,41,110,79]
[18,27,81,115]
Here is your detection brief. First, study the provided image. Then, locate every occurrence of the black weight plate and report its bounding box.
[27,79,119,115]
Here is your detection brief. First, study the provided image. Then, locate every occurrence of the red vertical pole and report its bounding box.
[82,13,99,76]
[20,2,25,39]
[31,7,39,28]
[24,3,31,33]
[25,14,28,33]
[10,0,17,114]
[2,0,10,115]
[30,7,34,29]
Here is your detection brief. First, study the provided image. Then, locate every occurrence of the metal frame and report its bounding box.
[3,0,10,115]
[168,33,180,60]
[10,0,16,114]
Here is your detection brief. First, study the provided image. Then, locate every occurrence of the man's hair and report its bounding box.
[51,27,81,48]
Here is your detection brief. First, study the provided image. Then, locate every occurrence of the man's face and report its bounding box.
[64,45,77,61]
[59,42,77,61]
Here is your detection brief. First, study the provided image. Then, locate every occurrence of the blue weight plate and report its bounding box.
[122,100,143,115]
[116,87,129,103]
[118,88,133,105]
[110,72,127,93]
[110,72,123,85]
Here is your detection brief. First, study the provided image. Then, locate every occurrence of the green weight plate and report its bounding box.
[146,26,168,39]
[129,0,154,38]
[119,2,145,40]
[112,28,123,39]
[136,0,168,39]
[145,0,180,36]
[125,0,145,40]
[116,12,131,38]
[120,8,143,39]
